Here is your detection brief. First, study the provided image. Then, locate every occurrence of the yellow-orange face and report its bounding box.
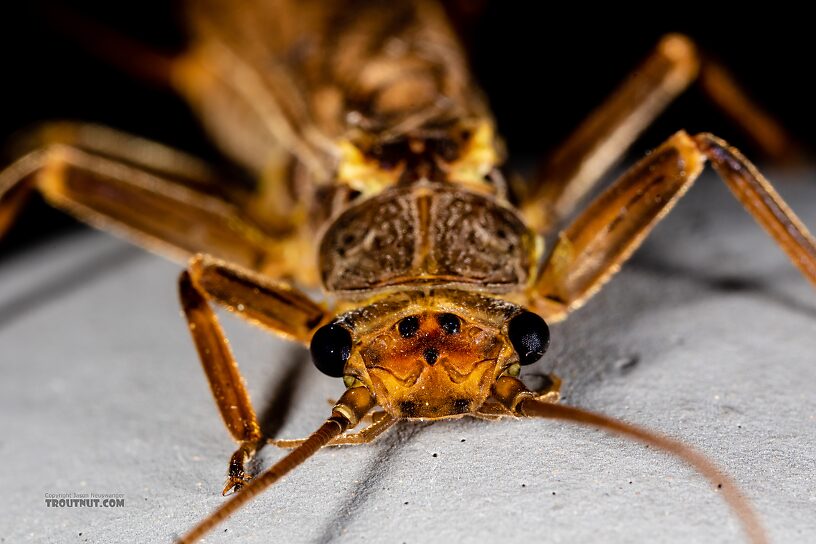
[309,290,550,420]
[359,310,506,418]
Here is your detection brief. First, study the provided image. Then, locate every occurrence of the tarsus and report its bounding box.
[177,416,348,543]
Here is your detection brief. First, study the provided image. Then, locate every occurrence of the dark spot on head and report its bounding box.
[432,453,438,458]
[437,313,460,335]
[423,347,439,365]
[398,316,420,338]
[452,398,470,414]
[399,401,417,417]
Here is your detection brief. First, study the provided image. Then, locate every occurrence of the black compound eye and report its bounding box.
[310,324,352,377]
[398,316,420,338]
[507,311,550,366]
[437,313,461,335]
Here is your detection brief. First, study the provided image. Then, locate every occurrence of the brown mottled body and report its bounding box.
[1,2,815,543]
[177,0,500,240]
[320,186,536,294]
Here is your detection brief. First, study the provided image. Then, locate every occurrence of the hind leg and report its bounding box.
[521,34,798,232]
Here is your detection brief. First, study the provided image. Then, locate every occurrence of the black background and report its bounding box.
[2,1,814,252]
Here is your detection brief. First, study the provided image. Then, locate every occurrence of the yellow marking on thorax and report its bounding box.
[447,121,501,191]
[335,120,502,198]
[336,140,402,195]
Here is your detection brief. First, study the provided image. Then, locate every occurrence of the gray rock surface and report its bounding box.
[0,173,814,543]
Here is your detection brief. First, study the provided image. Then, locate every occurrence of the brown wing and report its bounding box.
[176,0,489,182]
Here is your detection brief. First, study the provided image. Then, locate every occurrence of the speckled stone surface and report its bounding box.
[0,173,814,543]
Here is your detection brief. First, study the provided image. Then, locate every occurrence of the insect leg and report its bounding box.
[0,127,289,271]
[268,411,396,449]
[492,376,768,544]
[178,387,375,544]
[520,34,699,231]
[695,133,816,282]
[471,402,512,420]
[528,131,816,321]
[475,374,560,419]
[521,34,797,233]
[0,122,217,242]
[699,61,800,163]
[180,255,327,494]
[4,122,228,194]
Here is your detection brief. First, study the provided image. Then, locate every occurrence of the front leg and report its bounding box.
[476,373,561,419]
[528,131,816,320]
[268,411,396,449]
[179,255,328,494]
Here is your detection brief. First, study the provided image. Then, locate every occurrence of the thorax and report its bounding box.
[317,172,541,297]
